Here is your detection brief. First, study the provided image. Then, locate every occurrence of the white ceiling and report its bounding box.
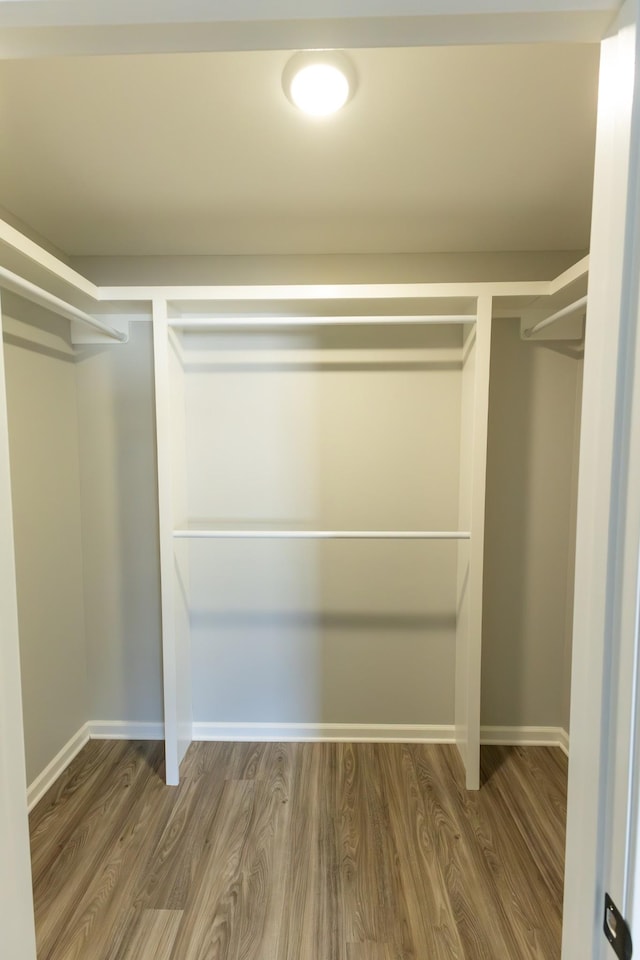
[0,43,599,257]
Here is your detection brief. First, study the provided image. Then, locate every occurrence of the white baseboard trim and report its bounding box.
[480,725,570,756]
[192,721,456,742]
[88,721,164,740]
[87,720,570,751]
[27,720,570,810]
[27,723,90,812]
[558,728,570,756]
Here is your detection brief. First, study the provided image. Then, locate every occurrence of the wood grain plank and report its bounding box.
[30,739,122,834]
[44,751,175,960]
[274,742,321,960]
[336,742,395,944]
[29,740,568,960]
[167,779,257,959]
[248,742,294,956]
[316,742,345,960]
[179,741,234,782]
[347,944,406,960]
[119,909,182,960]
[464,747,562,959]
[29,739,126,883]
[484,746,567,903]
[410,744,514,959]
[131,771,227,911]
[227,741,266,781]
[33,741,165,959]
[275,742,345,960]
[221,742,293,960]
[377,743,466,960]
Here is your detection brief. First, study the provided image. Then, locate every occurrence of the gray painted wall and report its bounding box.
[74,322,163,723]
[482,318,583,730]
[182,325,462,724]
[3,304,88,784]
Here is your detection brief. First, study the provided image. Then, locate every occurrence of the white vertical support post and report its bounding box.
[0,292,38,960]
[455,296,492,790]
[152,298,192,784]
[167,327,193,773]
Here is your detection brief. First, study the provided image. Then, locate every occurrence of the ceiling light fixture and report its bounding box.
[283,51,356,117]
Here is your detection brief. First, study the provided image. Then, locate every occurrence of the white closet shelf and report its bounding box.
[524,294,588,337]
[0,264,127,343]
[168,314,476,329]
[172,529,471,540]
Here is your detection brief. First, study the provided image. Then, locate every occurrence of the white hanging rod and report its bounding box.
[173,530,470,540]
[524,295,588,338]
[0,264,127,343]
[168,314,476,330]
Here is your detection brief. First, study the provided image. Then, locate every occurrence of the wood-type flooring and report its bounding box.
[30,740,567,960]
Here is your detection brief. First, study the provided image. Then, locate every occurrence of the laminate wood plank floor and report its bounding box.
[30,741,567,960]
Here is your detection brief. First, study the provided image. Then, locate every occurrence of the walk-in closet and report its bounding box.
[2,5,639,960]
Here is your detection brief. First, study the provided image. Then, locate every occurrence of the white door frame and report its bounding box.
[562,3,640,958]
[0,4,638,960]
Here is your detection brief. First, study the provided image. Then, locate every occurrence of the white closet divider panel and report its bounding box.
[155,301,482,785]
[455,296,492,790]
[0,292,38,959]
[455,324,475,781]
[152,300,193,784]
[169,326,193,770]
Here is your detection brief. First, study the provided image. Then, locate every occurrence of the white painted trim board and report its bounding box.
[26,724,90,812]
[481,725,570,757]
[89,721,165,741]
[27,720,570,811]
[192,722,456,743]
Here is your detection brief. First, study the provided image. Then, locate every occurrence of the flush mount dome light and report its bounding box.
[283,51,356,117]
